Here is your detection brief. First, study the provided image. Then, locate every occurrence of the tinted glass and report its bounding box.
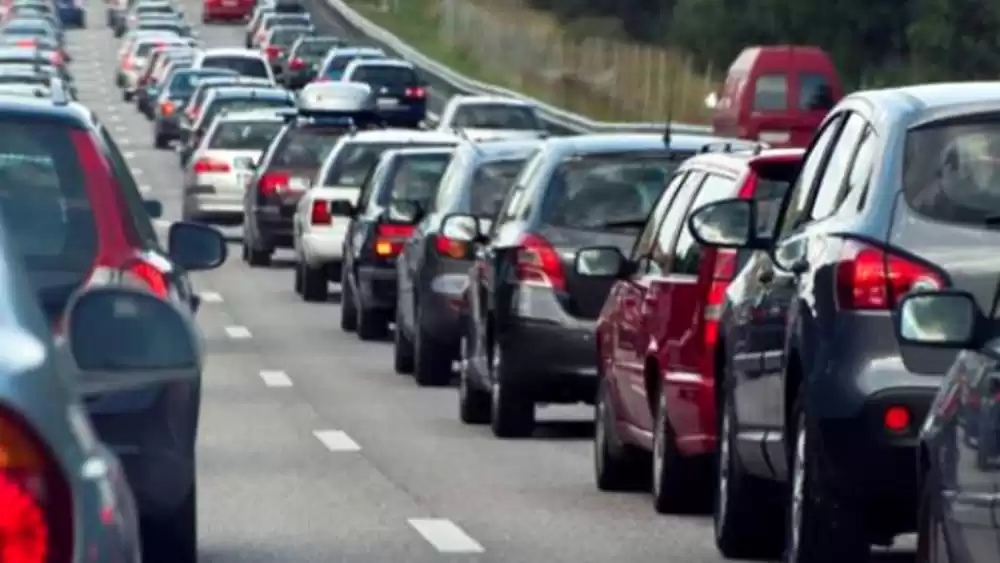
[799,73,835,111]
[136,41,184,58]
[671,174,738,274]
[540,154,677,232]
[297,39,340,57]
[469,159,525,216]
[139,23,180,33]
[209,120,284,150]
[271,126,350,169]
[350,66,417,88]
[201,96,293,127]
[168,70,233,96]
[0,74,46,85]
[202,56,270,79]
[904,116,1000,225]
[379,154,451,205]
[324,142,453,186]
[266,14,309,28]
[3,26,48,36]
[452,105,541,130]
[754,74,788,111]
[271,27,309,46]
[137,4,173,13]
[326,53,381,73]
[273,0,305,12]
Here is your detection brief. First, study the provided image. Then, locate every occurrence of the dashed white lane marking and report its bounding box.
[408,519,485,553]
[106,105,117,112]
[124,151,135,158]
[131,168,143,176]
[259,370,293,387]
[109,113,120,121]
[312,430,361,452]
[200,291,222,303]
[115,125,127,133]
[224,325,252,339]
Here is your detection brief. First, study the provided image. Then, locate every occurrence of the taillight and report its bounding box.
[834,239,944,311]
[404,86,426,98]
[160,100,175,116]
[124,258,169,298]
[0,406,73,563]
[433,234,469,259]
[50,51,62,65]
[264,44,281,60]
[14,39,34,47]
[192,158,230,173]
[703,249,737,348]
[374,223,414,257]
[258,171,290,196]
[514,233,565,291]
[310,200,331,225]
[288,57,306,70]
[122,55,133,70]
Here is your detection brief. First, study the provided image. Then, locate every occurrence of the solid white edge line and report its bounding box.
[224,326,252,339]
[408,518,484,553]
[259,370,293,387]
[312,430,361,452]
[199,291,223,303]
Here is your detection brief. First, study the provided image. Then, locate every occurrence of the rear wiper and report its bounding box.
[600,219,647,229]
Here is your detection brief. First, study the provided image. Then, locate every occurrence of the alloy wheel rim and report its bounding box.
[716,405,731,537]
[789,421,807,563]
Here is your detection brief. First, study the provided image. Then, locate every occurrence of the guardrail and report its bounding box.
[321,0,713,136]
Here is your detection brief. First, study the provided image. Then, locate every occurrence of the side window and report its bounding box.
[649,171,705,273]
[97,126,161,249]
[670,173,738,275]
[775,114,845,241]
[356,161,385,213]
[432,157,464,211]
[631,171,687,260]
[809,113,868,220]
[491,187,526,235]
[848,127,877,210]
[753,74,788,111]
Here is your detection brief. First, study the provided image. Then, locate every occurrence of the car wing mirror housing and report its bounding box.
[68,288,201,396]
[441,212,489,243]
[168,221,227,271]
[895,289,986,350]
[328,199,356,217]
[687,197,766,250]
[574,246,633,278]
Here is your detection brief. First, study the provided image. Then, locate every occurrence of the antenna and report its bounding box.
[662,65,678,153]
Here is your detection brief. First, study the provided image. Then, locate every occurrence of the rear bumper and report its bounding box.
[357,263,397,311]
[300,230,346,266]
[500,319,598,403]
[377,105,426,124]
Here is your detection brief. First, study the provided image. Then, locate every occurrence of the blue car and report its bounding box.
[55,0,86,27]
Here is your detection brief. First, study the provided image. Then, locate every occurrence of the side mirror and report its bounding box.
[167,221,227,271]
[440,213,481,243]
[896,290,983,349]
[687,198,761,249]
[67,288,199,396]
[387,199,423,224]
[328,199,355,217]
[574,246,629,278]
[143,199,163,218]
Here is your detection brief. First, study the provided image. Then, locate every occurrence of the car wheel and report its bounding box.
[122,90,132,102]
[246,246,271,267]
[154,132,168,149]
[489,341,534,438]
[142,487,196,563]
[300,262,328,302]
[293,260,304,295]
[651,386,706,513]
[393,305,414,374]
[413,306,453,387]
[784,389,870,563]
[458,333,490,424]
[340,277,358,332]
[356,304,388,341]
[594,378,647,491]
[714,378,784,558]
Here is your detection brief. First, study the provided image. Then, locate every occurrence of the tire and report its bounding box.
[122,90,132,102]
[458,333,490,424]
[413,305,453,386]
[300,262,328,302]
[594,378,647,491]
[651,386,709,513]
[489,341,534,438]
[356,305,388,341]
[247,246,271,267]
[142,487,197,563]
[784,388,870,563]
[340,277,357,332]
[393,305,414,374]
[154,132,168,149]
[293,261,304,295]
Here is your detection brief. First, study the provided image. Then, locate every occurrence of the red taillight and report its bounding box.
[834,240,944,311]
[703,249,737,349]
[514,233,565,291]
[264,45,281,60]
[288,57,306,70]
[310,200,331,225]
[50,51,62,65]
[404,86,426,98]
[122,56,133,70]
[374,223,414,257]
[192,158,230,173]
[14,39,34,47]
[258,171,290,196]
[433,234,469,259]
[0,407,73,563]
[160,100,175,116]
[125,259,169,298]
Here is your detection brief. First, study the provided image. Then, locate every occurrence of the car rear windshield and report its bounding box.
[350,66,417,88]
[271,28,309,46]
[904,116,1000,226]
[271,126,350,170]
[209,120,284,150]
[0,74,47,85]
[798,73,835,111]
[3,26,47,36]
[140,23,179,33]
[136,41,183,58]
[201,96,293,128]
[202,56,270,79]
[324,142,453,186]
[380,154,451,205]
[137,5,173,13]
[267,15,309,28]
[273,0,305,12]
[0,119,97,308]
[297,39,340,58]
[169,71,229,96]
[453,105,541,130]
[470,158,526,216]
[541,154,679,232]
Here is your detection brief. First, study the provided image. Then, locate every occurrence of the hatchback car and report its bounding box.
[153,67,238,148]
[191,47,274,82]
[280,34,345,89]
[341,58,426,127]
[262,23,312,74]
[437,95,546,139]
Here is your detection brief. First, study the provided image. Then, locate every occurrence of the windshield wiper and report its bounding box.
[600,219,648,229]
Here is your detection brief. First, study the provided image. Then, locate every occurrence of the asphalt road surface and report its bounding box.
[65,0,917,560]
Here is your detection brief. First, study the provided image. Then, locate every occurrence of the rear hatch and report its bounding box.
[262,123,352,214]
[352,65,423,112]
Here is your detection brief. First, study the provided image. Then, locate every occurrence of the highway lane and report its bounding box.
[66,0,915,561]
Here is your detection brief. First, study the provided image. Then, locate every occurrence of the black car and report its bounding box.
[153,68,238,148]
[280,35,345,89]
[262,24,313,75]
[342,59,427,128]
[395,139,539,385]
[336,144,456,339]
[177,79,280,164]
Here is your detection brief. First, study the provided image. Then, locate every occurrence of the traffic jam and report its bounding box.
[0,0,996,560]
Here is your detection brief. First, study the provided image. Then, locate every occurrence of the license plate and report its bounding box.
[377,97,399,108]
[758,130,790,144]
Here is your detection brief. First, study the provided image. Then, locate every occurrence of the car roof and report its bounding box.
[210,86,291,98]
[348,58,412,69]
[390,146,457,157]
[346,129,459,143]
[853,82,1000,128]
[330,46,384,56]
[450,95,534,108]
[455,138,543,161]
[200,48,264,58]
[0,95,88,125]
[678,146,804,176]
[540,133,750,155]
[217,108,288,122]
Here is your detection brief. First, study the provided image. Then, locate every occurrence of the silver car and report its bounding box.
[182,108,288,223]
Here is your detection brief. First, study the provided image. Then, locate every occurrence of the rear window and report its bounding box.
[904,117,1000,225]
[798,73,835,111]
[209,120,284,150]
[203,56,270,79]
[297,39,340,57]
[271,28,309,46]
[540,154,678,232]
[327,53,381,73]
[273,0,305,12]
[350,65,417,88]
[140,23,178,33]
[380,154,451,205]
[3,26,46,36]
[201,96,293,127]
[452,105,540,130]
[169,71,226,96]
[137,5,172,13]
[325,142,453,186]
[136,41,183,58]
[271,126,350,169]
[470,159,525,216]
[753,74,788,111]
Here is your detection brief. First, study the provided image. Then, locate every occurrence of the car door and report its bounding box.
[346,162,385,282]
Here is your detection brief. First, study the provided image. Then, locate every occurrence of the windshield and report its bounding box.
[541,154,677,232]
[453,104,541,130]
[323,142,431,186]
[271,126,350,170]
[202,56,270,79]
[297,39,340,58]
[271,28,309,46]
[379,154,451,205]
[470,159,527,216]
[349,66,417,89]
[208,121,284,150]
[200,96,294,129]
[266,15,309,29]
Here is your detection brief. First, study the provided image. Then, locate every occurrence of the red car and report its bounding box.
[588,146,803,511]
[202,0,254,23]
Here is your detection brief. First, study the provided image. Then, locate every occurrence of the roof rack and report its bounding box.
[697,141,770,156]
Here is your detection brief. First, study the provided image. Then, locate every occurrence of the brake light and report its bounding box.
[122,55,133,70]
[514,233,565,291]
[404,86,426,98]
[264,45,282,60]
[124,259,169,298]
[374,223,413,257]
[258,171,290,196]
[433,234,469,259]
[160,100,175,116]
[0,406,73,563]
[703,248,737,349]
[192,158,230,173]
[310,200,331,225]
[14,39,34,47]
[288,57,306,70]
[834,239,944,310]
[50,51,62,65]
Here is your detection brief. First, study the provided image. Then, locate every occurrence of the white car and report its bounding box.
[191,47,275,83]
[292,128,462,301]
[116,32,187,96]
[181,108,288,223]
[436,94,548,140]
